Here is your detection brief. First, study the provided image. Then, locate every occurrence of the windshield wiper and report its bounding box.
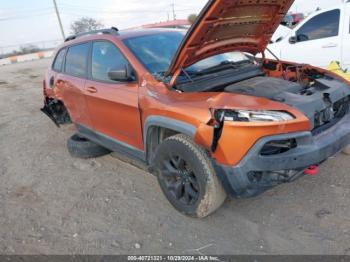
[153,69,194,83]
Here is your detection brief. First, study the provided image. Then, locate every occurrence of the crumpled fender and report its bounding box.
[193,122,215,151]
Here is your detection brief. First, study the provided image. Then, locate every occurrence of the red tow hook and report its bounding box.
[304,165,320,176]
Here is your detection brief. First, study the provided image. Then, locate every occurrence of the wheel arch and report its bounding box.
[41,97,72,127]
[143,116,197,165]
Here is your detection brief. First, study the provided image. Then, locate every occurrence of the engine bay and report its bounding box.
[176,60,350,132]
[224,75,350,130]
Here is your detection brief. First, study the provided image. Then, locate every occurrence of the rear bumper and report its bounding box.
[214,113,350,198]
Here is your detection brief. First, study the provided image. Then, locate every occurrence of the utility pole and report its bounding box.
[53,0,66,41]
[171,0,176,20]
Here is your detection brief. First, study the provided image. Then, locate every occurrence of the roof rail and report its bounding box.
[65,27,119,42]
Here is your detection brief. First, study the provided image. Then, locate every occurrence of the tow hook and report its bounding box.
[304,165,320,176]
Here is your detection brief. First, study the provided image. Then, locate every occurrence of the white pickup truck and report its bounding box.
[267,1,350,71]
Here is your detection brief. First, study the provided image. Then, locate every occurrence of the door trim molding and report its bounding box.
[76,124,146,162]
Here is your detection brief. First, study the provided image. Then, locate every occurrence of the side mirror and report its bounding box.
[289,36,297,44]
[108,65,134,82]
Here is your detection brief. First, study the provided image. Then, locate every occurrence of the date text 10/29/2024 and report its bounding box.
[127,256,220,261]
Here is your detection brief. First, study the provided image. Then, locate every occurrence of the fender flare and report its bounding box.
[143,116,197,155]
[144,116,196,141]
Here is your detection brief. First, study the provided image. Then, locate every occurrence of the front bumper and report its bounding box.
[214,113,350,198]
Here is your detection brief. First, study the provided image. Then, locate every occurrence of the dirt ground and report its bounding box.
[0,59,350,255]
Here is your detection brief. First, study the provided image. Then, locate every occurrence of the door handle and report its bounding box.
[86,86,97,93]
[322,43,338,48]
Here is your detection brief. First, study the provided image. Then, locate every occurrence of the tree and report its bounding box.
[187,14,198,24]
[19,45,40,55]
[70,17,104,34]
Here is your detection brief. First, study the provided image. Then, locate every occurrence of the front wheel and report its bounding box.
[153,134,226,218]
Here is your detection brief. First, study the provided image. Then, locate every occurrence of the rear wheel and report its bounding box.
[153,134,226,218]
[67,134,110,159]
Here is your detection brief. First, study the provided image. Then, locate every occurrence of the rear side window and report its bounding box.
[52,48,66,72]
[91,41,130,82]
[296,9,340,42]
[65,43,89,77]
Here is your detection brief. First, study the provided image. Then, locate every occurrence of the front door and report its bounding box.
[84,40,143,150]
[281,9,342,69]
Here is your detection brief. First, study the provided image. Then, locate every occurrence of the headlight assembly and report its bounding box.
[213,109,295,122]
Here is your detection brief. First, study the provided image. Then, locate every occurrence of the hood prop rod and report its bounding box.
[266,48,280,62]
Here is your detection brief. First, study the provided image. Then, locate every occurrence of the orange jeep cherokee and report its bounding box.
[42,0,350,217]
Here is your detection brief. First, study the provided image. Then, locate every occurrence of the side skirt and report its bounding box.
[76,124,146,163]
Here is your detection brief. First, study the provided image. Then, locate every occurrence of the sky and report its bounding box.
[0,0,343,53]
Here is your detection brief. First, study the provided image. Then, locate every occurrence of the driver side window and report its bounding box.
[296,9,340,42]
[91,41,130,82]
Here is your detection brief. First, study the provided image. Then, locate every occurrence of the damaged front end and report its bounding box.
[195,63,350,198]
[41,98,71,127]
[214,110,350,198]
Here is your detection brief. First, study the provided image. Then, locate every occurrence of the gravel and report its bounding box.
[0,59,349,255]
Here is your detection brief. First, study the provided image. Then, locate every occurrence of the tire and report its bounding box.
[343,145,350,155]
[153,134,227,218]
[67,134,110,159]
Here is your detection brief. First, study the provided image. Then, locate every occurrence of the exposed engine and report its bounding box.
[224,76,350,132]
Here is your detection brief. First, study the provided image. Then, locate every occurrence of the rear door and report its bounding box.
[281,9,342,69]
[60,42,92,128]
[84,40,143,150]
[46,47,66,98]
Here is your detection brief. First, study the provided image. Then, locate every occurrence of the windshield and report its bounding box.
[123,31,250,76]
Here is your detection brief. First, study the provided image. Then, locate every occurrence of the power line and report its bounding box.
[0,11,54,21]
[57,3,193,14]
[57,1,195,10]
[0,2,196,23]
[0,7,53,13]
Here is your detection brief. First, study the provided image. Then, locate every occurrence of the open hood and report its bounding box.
[166,0,294,76]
